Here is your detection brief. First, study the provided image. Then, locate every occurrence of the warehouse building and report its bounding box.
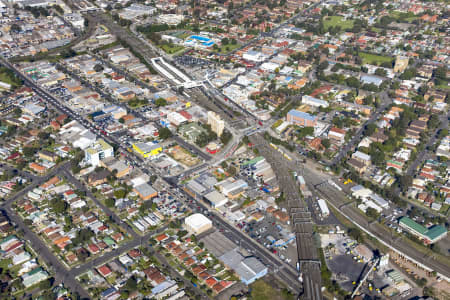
[132,142,162,158]
[220,250,268,285]
[398,217,447,244]
[185,213,213,235]
[204,190,228,208]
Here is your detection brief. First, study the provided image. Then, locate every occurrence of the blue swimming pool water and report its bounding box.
[190,35,211,42]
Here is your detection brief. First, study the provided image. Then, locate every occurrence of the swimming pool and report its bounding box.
[185,35,215,47]
[189,35,211,42]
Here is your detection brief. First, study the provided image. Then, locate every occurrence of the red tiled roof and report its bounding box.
[97,265,112,276]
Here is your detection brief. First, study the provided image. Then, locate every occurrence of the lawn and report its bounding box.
[175,31,191,39]
[216,43,241,54]
[390,11,418,23]
[160,44,185,54]
[0,258,11,270]
[0,67,22,88]
[323,16,354,31]
[250,279,282,300]
[359,52,394,65]
[436,84,450,91]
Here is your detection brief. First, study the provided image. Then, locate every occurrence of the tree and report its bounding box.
[428,114,440,129]
[399,175,412,192]
[297,126,314,139]
[321,139,330,149]
[13,107,22,117]
[23,147,37,157]
[437,128,448,139]
[39,279,52,290]
[366,207,379,220]
[72,228,95,246]
[220,130,232,145]
[158,127,172,140]
[53,5,64,14]
[38,131,50,140]
[105,198,115,208]
[365,123,377,136]
[93,64,104,73]
[399,67,417,80]
[61,48,76,59]
[227,166,237,176]
[347,228,364,243]
[346,76,360,88]
[113,189,127,199]
[375,68,387,77]
[10,24,21,32]
[50,197,67,214]
[155,98,167,107]
[317,61,329,72]
[417,277,427,287]
[434,66,448,80]
[124,276,138,292]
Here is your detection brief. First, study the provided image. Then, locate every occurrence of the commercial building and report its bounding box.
[204,190,228,208]
[219,249,268,285]
[185,213,213,235]
[302,95,329,108]
[23,103,46,116]
[207,111,225,137]
[100,157,130,178]
[217,179,248,196]
[132,142,162,158]
[84,139,113,166]
[134,183,158,201]
[351,185,389,209]
[167,112,188,126]
[398,217,447,244]
[119,3,157,20]
[286,110,317,127]
[243,50,266,62]
[157,14,185,25]
[394,56,409,73]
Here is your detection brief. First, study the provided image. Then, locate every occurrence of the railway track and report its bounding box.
[249,133,322,300]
